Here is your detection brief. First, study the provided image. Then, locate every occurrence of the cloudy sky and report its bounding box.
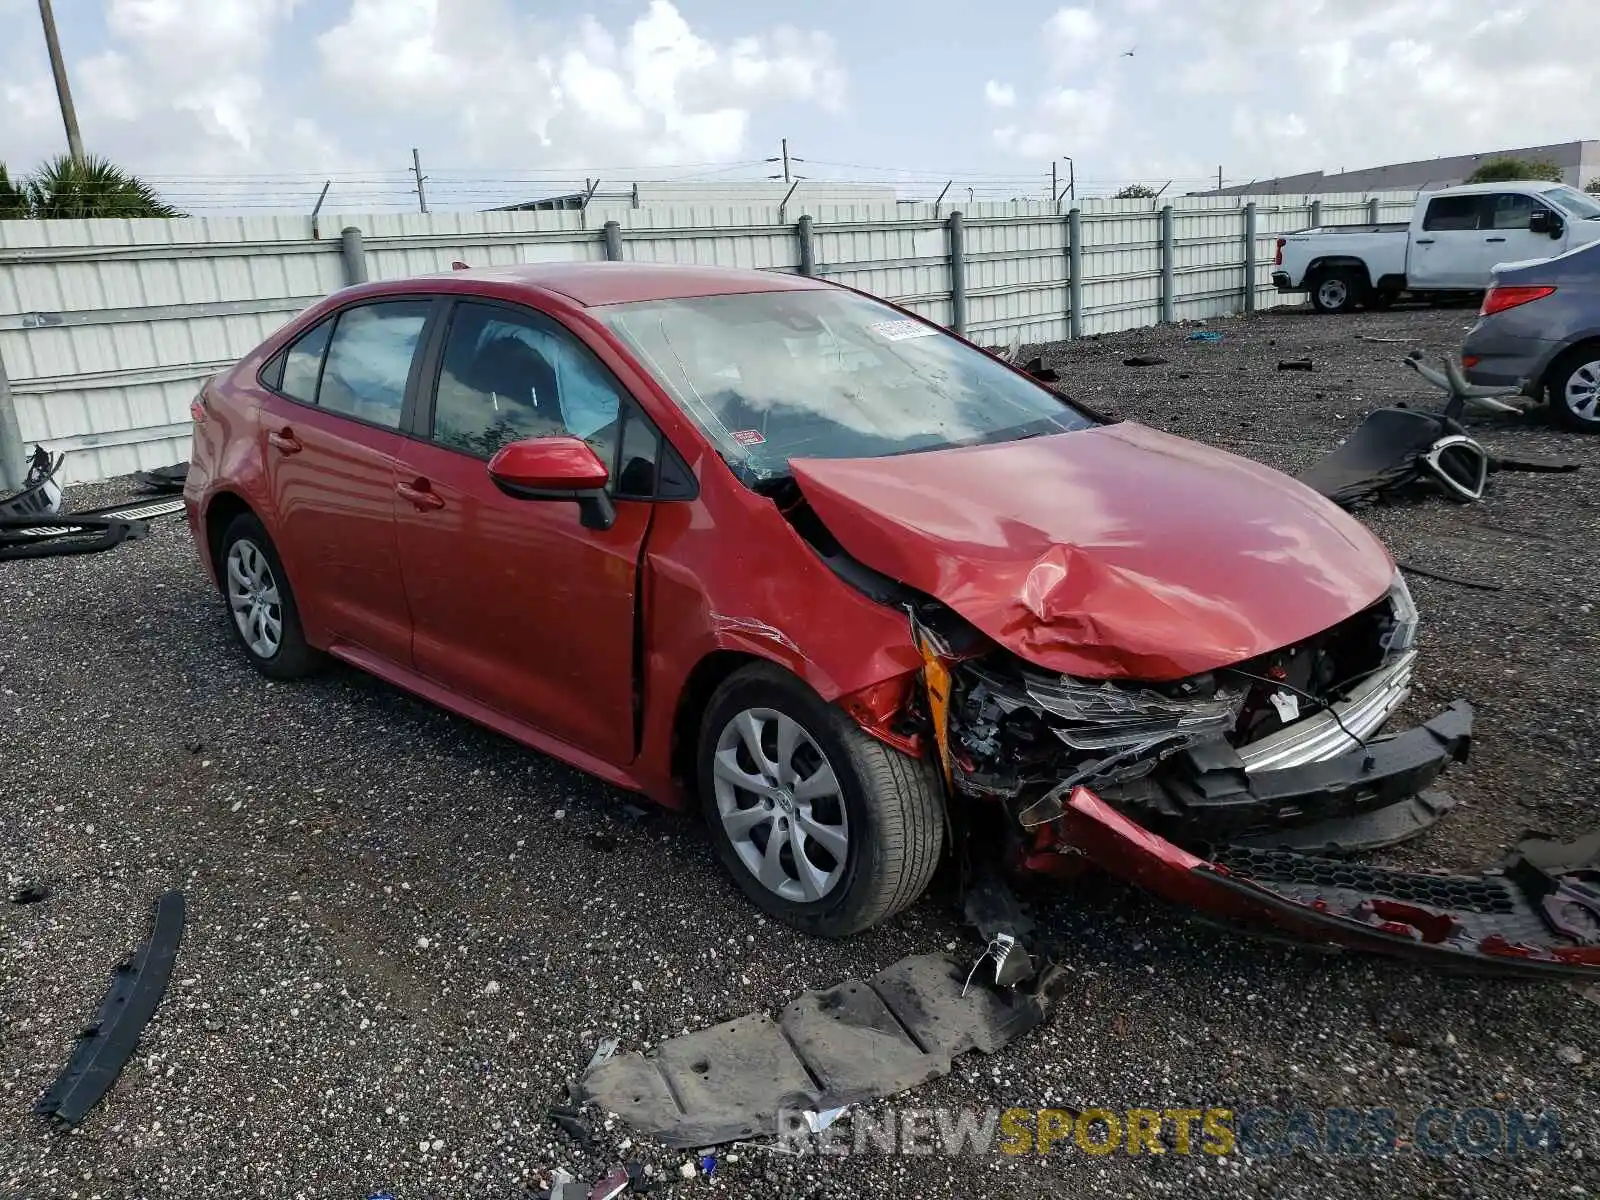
[1,0,1595,211]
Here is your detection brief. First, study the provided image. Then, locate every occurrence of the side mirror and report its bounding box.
[1529,209,1564,238]
[488,436,615,530]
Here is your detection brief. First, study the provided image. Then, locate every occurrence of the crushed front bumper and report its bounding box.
[1099,700,1474,849]
[1054,788,1600,980]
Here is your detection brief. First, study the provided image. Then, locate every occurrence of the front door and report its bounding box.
[1472,192,1559,277]
[259,298,434,665]
[392,299,654,764]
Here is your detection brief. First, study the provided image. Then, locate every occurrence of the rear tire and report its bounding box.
[1546,343,1600,433]
[1308,268,1363,314]
[217,514,322,679]
[697,663,944,937]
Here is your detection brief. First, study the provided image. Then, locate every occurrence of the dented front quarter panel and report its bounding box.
[631,467,925,805]
[791,423,1395,680]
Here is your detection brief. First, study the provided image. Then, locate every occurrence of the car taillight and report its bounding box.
[1274,238,1285,266]
[1480,285,1555,316]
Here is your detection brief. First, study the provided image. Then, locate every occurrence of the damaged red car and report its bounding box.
[186,264,1599,978]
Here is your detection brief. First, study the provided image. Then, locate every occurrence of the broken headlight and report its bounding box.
[1381,569,1418,657]
[1022,673,1246,751]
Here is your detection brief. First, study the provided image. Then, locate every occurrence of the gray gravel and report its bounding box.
[2,304,1598,1199]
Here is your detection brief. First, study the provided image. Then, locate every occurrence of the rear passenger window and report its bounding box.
[318,301,431,429]
[279,318,333,404]
[1422,196,1482,231]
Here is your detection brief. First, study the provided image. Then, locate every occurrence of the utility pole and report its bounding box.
[411,148,429,214]
[1217,164,1223,191]
[766,138,804,183]
[37,0,84,166]
[1051,162,1057,211]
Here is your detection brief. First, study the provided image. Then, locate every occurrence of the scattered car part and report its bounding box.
[1019,355,1061,383]
[1188,330,1223,342]
[578,953,1062,1148]
[0,446,65,520]
[1396,562,1504,592]
[34,890,186,1126]
[1049,789,1600,979]
[1122,355,1169,367]
[1298,354,1579,508]
[1278,359,1314,371]
[10,881,50,905]
[132,462,189,494]
[961,868,1037,986]
[587,1165,631,1200]
[550,1106,595,1146]
[0,515,150,562]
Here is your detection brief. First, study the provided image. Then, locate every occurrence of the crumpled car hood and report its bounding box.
[790,422,1394,680]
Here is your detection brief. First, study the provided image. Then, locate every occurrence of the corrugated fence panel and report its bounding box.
[0,190,1423,484]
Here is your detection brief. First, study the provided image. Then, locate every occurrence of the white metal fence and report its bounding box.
[0,190,1418,487]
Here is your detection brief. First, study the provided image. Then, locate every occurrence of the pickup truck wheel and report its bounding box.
[697,663,944,937]
[1547,343,1600,432]
[1309,270,1362,314]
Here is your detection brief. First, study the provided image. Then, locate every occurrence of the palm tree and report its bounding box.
[23,154,184,219]
[0,163,29,219]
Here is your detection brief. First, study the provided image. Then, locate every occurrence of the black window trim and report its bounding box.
[255,296,445,439]
[410,294,698,503]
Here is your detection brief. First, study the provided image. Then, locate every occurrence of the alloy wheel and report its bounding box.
[1563,358,1600,423]
[226,538,283,658]
[712,707,849,903]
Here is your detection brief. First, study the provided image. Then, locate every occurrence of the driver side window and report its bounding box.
[430,301,622,466]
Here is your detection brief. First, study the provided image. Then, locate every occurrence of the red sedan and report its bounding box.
[185,263,1483,945]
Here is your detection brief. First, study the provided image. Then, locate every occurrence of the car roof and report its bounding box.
[397,262,832,308]
[1429,181,1570,197]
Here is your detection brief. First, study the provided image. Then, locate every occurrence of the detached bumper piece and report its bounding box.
[1059,791,1600,981]
[1106,700,1474,850]
[0,514,150,562]
[579,953,1061,1148]
[34,890,186,1126]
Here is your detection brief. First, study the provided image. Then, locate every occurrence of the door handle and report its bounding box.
[1485,236,1507,243]
[1414,238,1435,244]
[268,427,302,454]
[396,479,446,511]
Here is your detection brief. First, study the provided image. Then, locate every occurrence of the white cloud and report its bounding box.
[316,0,845,166]
[992,0,1600,193]
[984,80,1016,108]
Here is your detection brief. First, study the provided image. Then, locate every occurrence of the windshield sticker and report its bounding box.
[867,319,938,342]
[731,429,766,447]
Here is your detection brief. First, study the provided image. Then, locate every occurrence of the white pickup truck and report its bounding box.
[1272,180,1600,313]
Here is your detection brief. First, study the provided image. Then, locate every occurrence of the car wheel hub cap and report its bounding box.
[713,708,848,903]
[225,538,283,659]
[1565,359,1600,421]
[1319,279,1347,307]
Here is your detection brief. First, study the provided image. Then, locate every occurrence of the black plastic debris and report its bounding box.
[1122,355,1169,368]
[0,514,151,562]
[588,1165,631,1200]
[132,462,189,494]
[550,1106,595,1146]
[10,881,50,905]
[961,869,1037,987]
[1397,562,1504,592]
[578,952,1063,1148]
[34,889,185,1126]
[1278,358,1314,371]
[1020,356,1061,383]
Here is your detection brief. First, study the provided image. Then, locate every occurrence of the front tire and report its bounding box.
[1546,343,1600,432]
[697,663,944,937]
[218,513,322,679]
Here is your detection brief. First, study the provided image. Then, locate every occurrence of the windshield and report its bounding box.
[596,289,1092,483]
[1542,186,1600,220]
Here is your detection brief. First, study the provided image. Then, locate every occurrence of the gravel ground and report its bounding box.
[2,304,1597,1200]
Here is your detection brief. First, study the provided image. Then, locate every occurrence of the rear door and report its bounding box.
[1409,194,1486,289]
[391,298,668,764]
[258,298,435,665]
